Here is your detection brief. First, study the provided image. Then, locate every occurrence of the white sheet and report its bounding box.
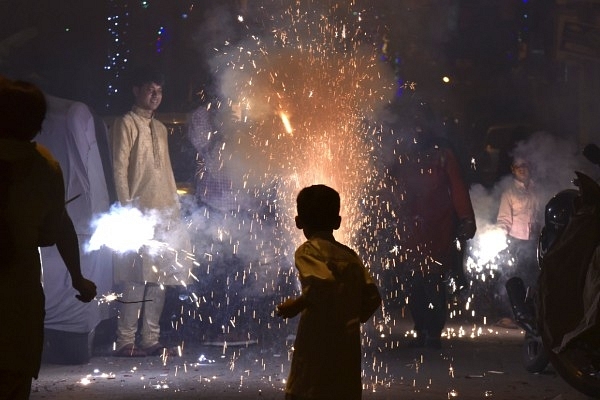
[37,95,114,333]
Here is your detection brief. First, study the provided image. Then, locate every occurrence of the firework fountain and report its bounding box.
[209,2,396,240]
[187,0,400,338]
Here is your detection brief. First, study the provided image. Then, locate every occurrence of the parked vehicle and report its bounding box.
[506,186,578,373]
[508,144,600,398]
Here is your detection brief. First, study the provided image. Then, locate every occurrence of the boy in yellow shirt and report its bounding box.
[277,184,381,400]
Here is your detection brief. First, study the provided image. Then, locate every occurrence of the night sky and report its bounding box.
[0,0,546,120]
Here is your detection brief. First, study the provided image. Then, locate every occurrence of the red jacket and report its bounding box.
[393,145,475,263]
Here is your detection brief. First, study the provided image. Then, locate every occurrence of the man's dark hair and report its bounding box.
[130,66,165,88]
[0,77,47,141]
[296,184,340,230]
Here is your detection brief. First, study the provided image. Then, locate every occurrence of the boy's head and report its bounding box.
[0,77,47,141]
[295,184,341,233]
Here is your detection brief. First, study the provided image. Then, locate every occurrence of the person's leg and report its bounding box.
[139,283,166,349]
[0,370,32,400]
[406,274,428,345]
[422,273,447,347]
[115,282,144,351]
[515,239,539,291]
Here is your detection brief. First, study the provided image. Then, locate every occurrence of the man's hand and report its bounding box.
[72,277,97,303]
[457,218,477,241]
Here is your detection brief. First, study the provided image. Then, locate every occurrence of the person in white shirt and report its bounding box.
[496,156,542,317]
[497,157,541,244]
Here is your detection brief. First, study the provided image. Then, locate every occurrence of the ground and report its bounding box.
[30,318,592,400]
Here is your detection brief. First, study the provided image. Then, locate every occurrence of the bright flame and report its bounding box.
[86,204,157,253]
[472,227,508,266]
[98,292,121,304]
[279,111,293,134]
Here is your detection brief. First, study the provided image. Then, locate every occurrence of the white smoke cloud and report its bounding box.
[85,203,193,260]
[86,204,158,254]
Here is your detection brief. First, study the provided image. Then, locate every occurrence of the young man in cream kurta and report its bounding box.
[110,68,189,357]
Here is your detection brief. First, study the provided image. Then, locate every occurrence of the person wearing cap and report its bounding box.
[497,156,542,289]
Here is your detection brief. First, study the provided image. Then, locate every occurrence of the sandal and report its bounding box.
[114,344,147,357]
[143,343,179,357]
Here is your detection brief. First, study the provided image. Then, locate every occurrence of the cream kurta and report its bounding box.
[110,107,189,285]
[111,107,178,211]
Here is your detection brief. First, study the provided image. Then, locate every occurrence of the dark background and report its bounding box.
[1,0,599,151]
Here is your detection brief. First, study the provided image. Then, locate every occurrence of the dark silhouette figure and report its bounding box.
[0,76,97,399]
[277,184,381,400]
[391,123,476,349]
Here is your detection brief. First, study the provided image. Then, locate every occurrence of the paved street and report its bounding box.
[30,318,591,400]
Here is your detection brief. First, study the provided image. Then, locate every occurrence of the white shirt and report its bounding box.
[497,179,541,240]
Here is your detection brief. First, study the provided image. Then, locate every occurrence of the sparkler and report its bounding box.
[467,226,508,269]
[98,292,152,304]
[86,203,196,286]
[65,193,82,205]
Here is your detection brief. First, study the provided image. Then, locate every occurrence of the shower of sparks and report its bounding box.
[190,1,513,392]
[177,3,408,385]
[98,292,122,304]
[467,226,508,268]
[79,1,529,395]
[86,202,197,278]
[211,1,396,246]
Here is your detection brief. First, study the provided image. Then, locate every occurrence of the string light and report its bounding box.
[104,0,130,111]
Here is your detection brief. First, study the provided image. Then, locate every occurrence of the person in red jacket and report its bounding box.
[391,122,476,349]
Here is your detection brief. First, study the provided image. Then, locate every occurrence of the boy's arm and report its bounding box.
[276,246,323,319]
[276,296,307,319]
[360,283,382,323]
